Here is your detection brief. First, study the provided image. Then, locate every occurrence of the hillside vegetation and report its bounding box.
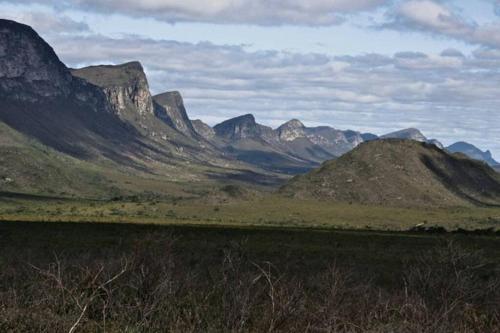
[282,140,500,207]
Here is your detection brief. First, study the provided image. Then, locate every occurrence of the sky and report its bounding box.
[1,0,500,157]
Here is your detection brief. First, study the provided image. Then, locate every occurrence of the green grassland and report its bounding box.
[1,191,500,231]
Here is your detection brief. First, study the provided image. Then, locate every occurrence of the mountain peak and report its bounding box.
[381,128,427,142]
[153,91,197,137]
[281,119,305,129]
[277,119,306,141]
[0,19,74,101]
[213,114,260,140]
[72,61,154,116]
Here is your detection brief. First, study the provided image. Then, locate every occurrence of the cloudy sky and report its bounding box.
[2,0,500,157]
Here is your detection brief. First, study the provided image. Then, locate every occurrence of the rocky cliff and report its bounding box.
[0,19,142,159]
[192,119,215,139]
[72,62,154,117]
[0,19,73,101]
[277,119,307,141]
[153,91,197,137]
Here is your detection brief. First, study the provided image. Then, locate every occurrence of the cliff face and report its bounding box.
[192,119,215,139]
[0,19,73,101]
[214,114,260,140]
[0,19,144,159]
[153,91,197,137]
[277,119,306,141]
[72,62,154,117]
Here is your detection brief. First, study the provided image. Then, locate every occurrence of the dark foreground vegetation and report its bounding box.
[1,222,499,332]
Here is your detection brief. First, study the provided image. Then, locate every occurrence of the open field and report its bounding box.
[1,191,500,231]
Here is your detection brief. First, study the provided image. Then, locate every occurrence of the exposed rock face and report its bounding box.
[153,91,197,137]
[192,119,215,139]
[276,120,363,156]
[447,141,499,166]
[0,19,73,101]
[214,114,265,140]
[381,128,427,142]
[72,62,154,116]
[277,119,306,141]
[306,127,362,156]
[0,19,142,160]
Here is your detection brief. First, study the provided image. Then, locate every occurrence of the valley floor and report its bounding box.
[1,192,500,231]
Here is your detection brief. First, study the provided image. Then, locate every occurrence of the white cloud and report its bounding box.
[1,10,89,33]
[397,0,472,35]
[2,0,388,26]
[382,0,500,49]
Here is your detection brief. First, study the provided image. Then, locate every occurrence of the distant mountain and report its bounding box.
[212,115,316,174]
[281,139,500,207]
[381,128,427,142]
[153,91,198,138]
[277,119,307,141]
[207,114,378,174]
[3,18,499,199]
[192,119,215,140]
[0,19,279,196]
[447,142,499,166]
[361,133,379,141]
[381,128,443,148]
[214,114,277,141]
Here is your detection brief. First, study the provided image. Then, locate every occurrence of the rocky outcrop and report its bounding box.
[0,19,142,160]
[72,62,154,117]
[0,19,110,113]
[214,114,271,141]
[0,19,73,101]
[192,119,215,139]
[153,91,197,137]
[277,119,306,141]
[276,120,363,156]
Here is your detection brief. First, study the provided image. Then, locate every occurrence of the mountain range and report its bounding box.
[1,19,499,206]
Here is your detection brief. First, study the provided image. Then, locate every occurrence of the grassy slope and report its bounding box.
[282,139,500,207]
[0,122,117,198]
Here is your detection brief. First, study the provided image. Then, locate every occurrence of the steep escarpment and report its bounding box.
[0,19,142,160]
[71,62,154,123]
[281,140,500,207]
[0,19,73,101]
[153,91,198,138]
[192,119,215,140]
